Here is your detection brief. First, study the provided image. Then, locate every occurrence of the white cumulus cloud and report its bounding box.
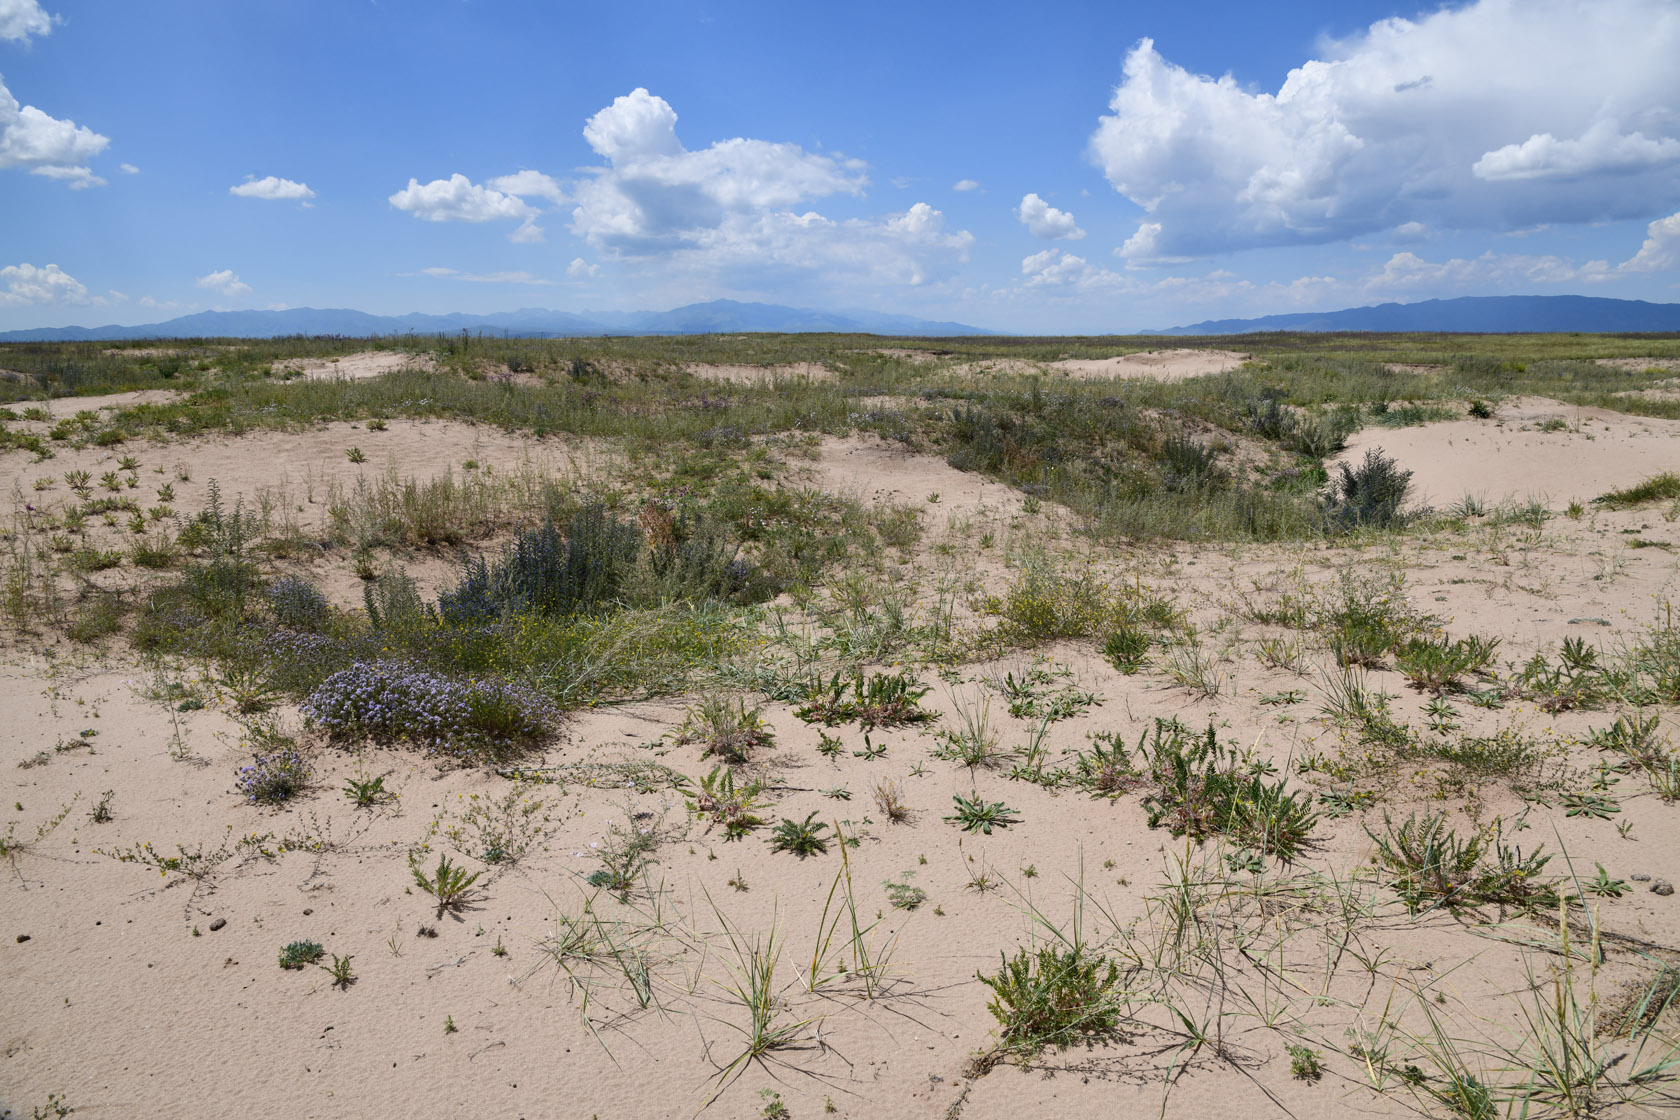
[230,175,315,201]
[1017,192,1086,239]
[196,269,251,296]
[488,169,565,205]
[389,173,542,242]
[1474,119,1680,181]
[1368,250,1586,292]
[570,87,868,252]
[953,179,980,192]
[1090,0,1680,262]
[1619,210,1680,273]
[0,0,52,43]
[1,261,86,305]
[567,258,599,278]
[1,74,109,186]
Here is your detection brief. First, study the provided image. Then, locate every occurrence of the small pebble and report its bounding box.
[15,934,30,943]
[1653,880,1675,897]
[209,918,227,932]
[1631,873,1652,882]
[303,908,313,916]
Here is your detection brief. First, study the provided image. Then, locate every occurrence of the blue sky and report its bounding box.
[3,0,1679,333]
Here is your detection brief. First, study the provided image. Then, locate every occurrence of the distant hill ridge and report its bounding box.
[1150,295,1680,335]
[0,299,991,342]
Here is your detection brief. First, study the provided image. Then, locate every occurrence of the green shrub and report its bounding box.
[978,944,1123,1057]
[1322,448,1415,532]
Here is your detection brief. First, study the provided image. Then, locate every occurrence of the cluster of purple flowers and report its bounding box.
[234,748,310,805]
[300,661,558,761]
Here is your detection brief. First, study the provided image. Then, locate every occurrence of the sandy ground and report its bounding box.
[3,407,1680,1119]
[946,349,1251,383]
[275,351,434,382]
[1336,395,1680,507]
[1044,349,1251,381]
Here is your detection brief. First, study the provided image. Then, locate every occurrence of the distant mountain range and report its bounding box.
[0,299,991,342]
[1151,295,1680,335]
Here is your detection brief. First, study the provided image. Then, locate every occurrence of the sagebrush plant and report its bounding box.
[234,747,309,806]
[1323,448,1416,532]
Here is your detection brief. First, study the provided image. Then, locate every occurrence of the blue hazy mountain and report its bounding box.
[1150,295,1680,335]
[0,300,991,341]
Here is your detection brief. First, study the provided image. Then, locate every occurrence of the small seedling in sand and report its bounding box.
[322,954,356,990]
[768,813,829,858]
[1288,1043,1324,1082]
[945,793,1019,835]
[411,854,483,917]
[345,446,367,463]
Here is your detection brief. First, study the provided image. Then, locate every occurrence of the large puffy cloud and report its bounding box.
[389,173,543,241]
[230,175,315,201]
[1017,193,1085,240]
[0,74,109,187]
[1,262,86,305]
[570,87,867,252]
[1619,210,1680,273]
[1090,0,1680,263]
[0,0,52,43]
[564,89,970,291]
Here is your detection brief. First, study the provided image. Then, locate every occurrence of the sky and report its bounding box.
[2,0,1679,334]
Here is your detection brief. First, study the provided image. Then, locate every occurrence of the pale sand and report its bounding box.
[275,350,434,382]
[2,415,1679,1119]
[1044,348,1250,380]
[1335,395,1680,506]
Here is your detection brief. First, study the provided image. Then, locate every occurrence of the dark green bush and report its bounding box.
[1322,449,1415,532]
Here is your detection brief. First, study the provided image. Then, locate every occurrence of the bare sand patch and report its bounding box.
[1046,348,1250,381]
[681,360,833,384]
[1336,395,1680,506]
[801,433,1029,522]
[275,349,433,381]
[7,387,185,419]
[1384,362,1448,376]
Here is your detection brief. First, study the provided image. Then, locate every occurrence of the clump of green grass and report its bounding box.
[673,694,774,763]
[1138,719,1317,859]
[1594,472,1680,509]
[795,668,934,729]
[1366,812,1556,914]
[977,943,1124,1059]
